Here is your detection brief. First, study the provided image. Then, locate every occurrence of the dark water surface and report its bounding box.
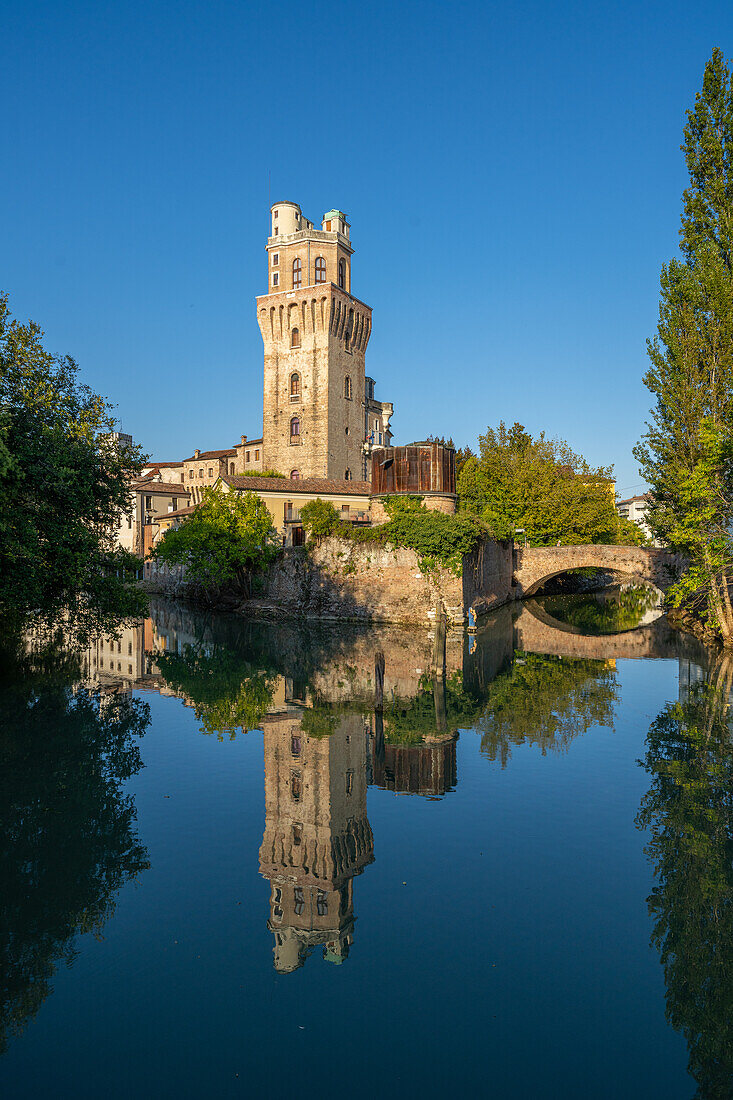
[1,594,731,1099]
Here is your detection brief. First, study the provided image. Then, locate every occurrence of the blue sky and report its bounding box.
[3,0,732,492]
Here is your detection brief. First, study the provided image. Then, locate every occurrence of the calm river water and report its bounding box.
[1,593,731,1099]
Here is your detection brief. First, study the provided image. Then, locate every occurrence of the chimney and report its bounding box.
[194,448,200,459]
[241,435,247,445]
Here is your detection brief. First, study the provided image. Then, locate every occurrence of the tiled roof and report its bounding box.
[221,475,371,496]
[240,438,263,446]
[158,503,198,519]
[145,461,183,468]
[183,448,237,461]
[133,480,191,496]
[617,493,650,505]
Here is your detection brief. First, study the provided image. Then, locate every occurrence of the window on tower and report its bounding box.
[290,417,300,442]
[338,259,346,289]
[344,375,352,399]
[291,327,300,348]
[272,272,279,287]
[272,252,279,266]
[290,372,301,399]
[292,257,302,289]
[315,256,326,283]
[345,468,352,480]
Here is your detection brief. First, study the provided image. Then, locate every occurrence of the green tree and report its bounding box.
[635,49,733,642]
[458,421,619,545]
[637,664,733,1098]
[152,484,279,598]
[300,497,341,538]
[0,294,148,637]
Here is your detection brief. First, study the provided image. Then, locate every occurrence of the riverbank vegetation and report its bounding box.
[300,494,487,575]
[457,421,643,546]
[0,294,148,640]
[152,485,279,600]
[635,49,733,645]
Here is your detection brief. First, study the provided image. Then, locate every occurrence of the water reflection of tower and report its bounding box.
[258,706,374,973]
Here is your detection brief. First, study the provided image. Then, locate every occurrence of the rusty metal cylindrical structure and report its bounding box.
[371,441,456,496]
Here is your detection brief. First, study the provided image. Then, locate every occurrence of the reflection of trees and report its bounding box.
[637,660,733,1099]
[477,652,618,766]
[0,644,150,1054]
[382,672,481,743]
[155,645,276,738]
[538,586,659,634]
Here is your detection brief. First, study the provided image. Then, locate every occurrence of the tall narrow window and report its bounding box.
[290,417,300,442]
[290,372,300,398]
[338,259,346,289]
[344,375,352,399]
[291,772,301,802]
[344,468,352,480]
[292,257,302,289]
[291,327,300,348]
[315,256,326,283]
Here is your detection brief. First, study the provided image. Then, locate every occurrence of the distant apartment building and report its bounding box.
[616,493,654,542]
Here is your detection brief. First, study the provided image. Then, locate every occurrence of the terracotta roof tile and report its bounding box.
[133,480,191,495]
[221,475,371,496]
[183,448,237,461]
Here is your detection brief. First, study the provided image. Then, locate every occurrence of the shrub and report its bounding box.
[300,498,340,538]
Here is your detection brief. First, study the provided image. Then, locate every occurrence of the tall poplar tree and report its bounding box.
[636,48,733,642]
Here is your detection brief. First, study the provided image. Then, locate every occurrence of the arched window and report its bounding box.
[315,256,326,283]
[290,372,300,399]
[290,469,300,480]
[344,375,352,399]
[291,327,300,348]
[290,417,300,442]
[292,257,302,289]
[338,259,346,289]
[344,468,352,481]
[230,463,235,475]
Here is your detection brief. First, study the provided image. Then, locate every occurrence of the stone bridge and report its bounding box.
[512,544,683,599]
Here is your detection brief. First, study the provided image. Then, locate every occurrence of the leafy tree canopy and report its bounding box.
[457,421,620,545]
[152,485,280,597]
[634,49,733,641]
[0,294,148,638]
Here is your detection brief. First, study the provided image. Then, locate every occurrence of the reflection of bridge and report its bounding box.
[513,544,683,598]
[514,601,689,661]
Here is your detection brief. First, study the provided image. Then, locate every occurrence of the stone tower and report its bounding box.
[257,201,392,481]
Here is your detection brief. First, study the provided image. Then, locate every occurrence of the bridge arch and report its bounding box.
[512,545,682,600]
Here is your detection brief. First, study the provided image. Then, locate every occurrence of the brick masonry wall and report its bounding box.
[256,536,514,626]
